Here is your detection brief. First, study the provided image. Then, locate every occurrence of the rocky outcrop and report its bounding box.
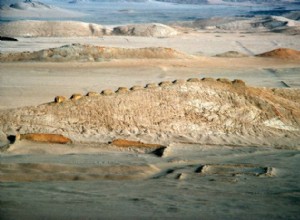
[112,23,178,37]
[0,44,189,62]
[179,16,300,34]
[216,16,300,33]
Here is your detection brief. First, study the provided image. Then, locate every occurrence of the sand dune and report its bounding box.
[0,20,106,37]
[0,78,299,148]
[256,48,300,59]
[0,43,189,61]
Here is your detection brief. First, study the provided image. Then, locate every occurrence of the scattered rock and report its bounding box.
[54,96,66,103]
[187,78,201,82]
[217,78,232,84]
[101,89,114,96]
[116,87,129,94]
[130,86,144,91]
[86,92,100,97]
[202,77,215,82]
[70,93,82,100]
[145,83,158,89]
[172,79,186,85]
[159,81,172,87]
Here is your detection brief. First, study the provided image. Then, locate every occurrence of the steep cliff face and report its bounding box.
[1,78,299,148]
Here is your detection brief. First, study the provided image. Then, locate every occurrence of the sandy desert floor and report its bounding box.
[1,59,300,109]
[1,142,299,219]
[1,32,300,109]
[1,31,300,219]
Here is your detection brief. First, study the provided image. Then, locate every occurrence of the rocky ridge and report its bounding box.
[0,44,189,62]
[112,23,178,37]
[0,78,299,149]
[0,20,178,38]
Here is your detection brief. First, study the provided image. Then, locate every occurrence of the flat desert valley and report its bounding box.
[0,0,300,219]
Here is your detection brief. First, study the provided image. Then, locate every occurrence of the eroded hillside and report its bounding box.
[0,78,299,149]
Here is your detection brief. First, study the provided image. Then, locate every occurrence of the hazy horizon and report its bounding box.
[1,0,299,24]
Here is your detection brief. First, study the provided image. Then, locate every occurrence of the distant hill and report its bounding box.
[155,0,298,4]
[0,0,85,18]
[155,0,208,4]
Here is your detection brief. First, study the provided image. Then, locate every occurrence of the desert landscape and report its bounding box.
[0,0,300,219]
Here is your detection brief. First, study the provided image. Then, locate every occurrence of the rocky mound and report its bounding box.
[215,51,248,58]
[112,23,178,37]
[0,20,106,37]
[180,16,300,34]
[283,11,300,21]
[189,17,239,29]
[256,48,300,60]
[0,44,189,62]
[216,16,300,32]
[0,78,299,149]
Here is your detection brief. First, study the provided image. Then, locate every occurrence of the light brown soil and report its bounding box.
[257,48,300,60]
[19,133,71,144]
[111,139,163,148]
[0,44,189,62]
